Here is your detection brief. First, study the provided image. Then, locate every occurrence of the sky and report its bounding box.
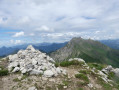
[0,0,119,47]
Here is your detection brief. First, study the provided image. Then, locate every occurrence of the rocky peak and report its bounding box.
[8,45,66,77]
[26,45,36,52]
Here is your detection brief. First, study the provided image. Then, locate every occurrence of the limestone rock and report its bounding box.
[69,58,85,63]
[26,45,36,52]
[28,86,37,90]
[30,69,43,75]
[88,83,93,88]
[44,70,54,77]
[8,45,65,77]
[12,67,20,72]
[56,67,61,74]
[112,68,119,77]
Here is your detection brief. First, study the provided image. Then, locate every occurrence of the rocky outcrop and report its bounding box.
[8,45,66,77]
[69,58,85,63]
[102,65,119,78]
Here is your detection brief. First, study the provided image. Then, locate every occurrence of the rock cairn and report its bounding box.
[8,45,66,77]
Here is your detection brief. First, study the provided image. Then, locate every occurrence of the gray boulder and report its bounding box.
[12,67,20,72]
[30,69,43,75]
[28,87,37,90]
[44,70,54,77]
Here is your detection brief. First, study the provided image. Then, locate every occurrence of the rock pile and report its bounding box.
[8,45,66,77]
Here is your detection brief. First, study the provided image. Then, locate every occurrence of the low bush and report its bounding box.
[54,62,59,67]
[75,73,89,83]
[13,78,20,82]
[108,72,115,79]
[79,70,90,74]
[78,88,83,90]
[0,69,9,76]
[97,76,113,90]
[88,63,105,70]
[60,61,71,67]
[60,60,84,67]
[57,84,64,89]
[77,81,87,87]
[62,80,70,86]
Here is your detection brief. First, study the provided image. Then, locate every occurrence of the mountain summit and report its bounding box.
[8,45,66,77]
[50,37,119,67]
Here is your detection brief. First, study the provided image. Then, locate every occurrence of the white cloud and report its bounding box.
[13,31,24,37]
[10,40,23,44]
[0,0,119,46]
[29,33,35,36]
[35,25,54,32]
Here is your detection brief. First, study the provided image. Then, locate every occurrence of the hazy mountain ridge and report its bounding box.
[0,42,67,57]
[100,39,119,49]
[50,37,119,67]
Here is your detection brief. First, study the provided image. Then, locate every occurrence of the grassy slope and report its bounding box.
[51,37,119,67]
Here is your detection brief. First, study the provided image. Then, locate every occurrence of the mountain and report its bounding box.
[50,37,119,67]
[0,42,67,57]
[100,39,119,49]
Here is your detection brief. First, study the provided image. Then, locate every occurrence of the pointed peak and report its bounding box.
[26,45,36,51]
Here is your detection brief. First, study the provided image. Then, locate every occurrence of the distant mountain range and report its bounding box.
[1,38,119,67]
[0,42,67,57]
[100,39,119,49]
[50,37,119,67]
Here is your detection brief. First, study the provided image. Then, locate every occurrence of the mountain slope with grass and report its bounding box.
[50,37,119,67]
[0,57,119,90]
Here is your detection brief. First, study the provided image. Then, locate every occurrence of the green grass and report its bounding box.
[13,78,21,82]
[0,69,9,76]
[107,72,115,79]
[51,37,119,67]
[97,77,113,90]
[78,88,83,90]
[21,75,28,80]
[54,62,59,67]
[62,80,70,86]
[57,84,64,90]
[88,63,105,70]
[79,70,90,74]
[60,60,84,67]
[75,73,89,83]
[77,81,88,87]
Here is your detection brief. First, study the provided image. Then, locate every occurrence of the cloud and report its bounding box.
[0,0,119,46]
[35,25,54,32]
[12,31,24,37]
[10,40,23,44]
[29,33,35,36]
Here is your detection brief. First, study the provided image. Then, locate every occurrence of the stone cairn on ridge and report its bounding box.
[8,45,66,77]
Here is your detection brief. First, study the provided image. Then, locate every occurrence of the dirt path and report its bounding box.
[0,77,3,90]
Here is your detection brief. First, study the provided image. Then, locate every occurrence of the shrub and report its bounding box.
[60,61,71,67]
[108,72,115,79]
[77,81,87,87]
[60,60,84,67]
[13,78,20,82]
[55,62,59,67]
[97,77,112,89]
[57,84,64,89]
[70,60,85,65]
[21,74,28,80]
[79,70,90,74]
[62,80,70,86]
[75,73,89,83]
[88,63,105,70]
[78,88,83,90]
[0,69,9,76]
